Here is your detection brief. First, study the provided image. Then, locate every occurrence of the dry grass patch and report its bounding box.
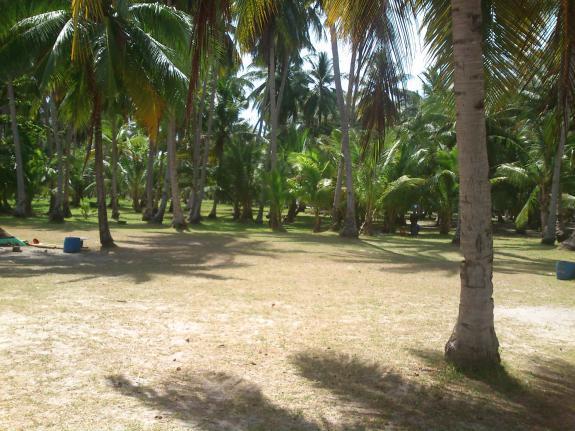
[0,214,574,430]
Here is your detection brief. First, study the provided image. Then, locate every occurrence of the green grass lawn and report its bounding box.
[1,200,574,430]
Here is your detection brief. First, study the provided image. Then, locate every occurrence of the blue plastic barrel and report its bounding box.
[63,237,83,253]
[556,261,575,280]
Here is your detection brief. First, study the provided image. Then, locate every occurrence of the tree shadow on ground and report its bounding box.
[107,349,575,430]
[291,349,575,431]
[107,372,329,431]
[299,234,558,277]
[0,232,274,284]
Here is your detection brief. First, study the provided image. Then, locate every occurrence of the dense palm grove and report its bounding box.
[0,0,573,369]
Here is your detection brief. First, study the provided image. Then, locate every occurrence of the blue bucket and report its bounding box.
[556,260,575,280]
[63,237,83,253]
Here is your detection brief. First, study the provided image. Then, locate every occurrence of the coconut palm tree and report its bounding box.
[4,81,27,217]
[0,0,191,246]
[237,0,320,231]
[303,51,337,132]
[288,149,333,232]
[444,0,500,368]
[540,1,575,245]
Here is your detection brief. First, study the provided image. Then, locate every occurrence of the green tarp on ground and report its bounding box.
[0,227,26,247]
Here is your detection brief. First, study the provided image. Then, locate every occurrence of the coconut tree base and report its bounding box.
[100,240,117,249]
[445,328,500,371]
[339,217,358,238]
[49,210,66,223]
[172,220,188,231]
[541,237,556,246]
[188,216,202,225]
[141,209,154,222]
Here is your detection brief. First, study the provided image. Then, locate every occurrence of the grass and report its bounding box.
[1,200,574,430]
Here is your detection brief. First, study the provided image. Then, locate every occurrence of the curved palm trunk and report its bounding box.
[330,25,358,238]
[142,134,157,221]
[49,97,65,222]
[93,93,115,248]
[445,0,499,368]
[110,121,120,220]
[7,81,27,217]
[167,114,186,230]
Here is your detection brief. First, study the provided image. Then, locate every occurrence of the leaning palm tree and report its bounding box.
[0,0,191,246]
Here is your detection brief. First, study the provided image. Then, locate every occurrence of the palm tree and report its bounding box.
[444,0,500,368]
[5,81,27,217]
[329,24,358,238]
[541,1,575,245]
[0,0,63,218]
[237,0,319,231]
[303,51,337,132]
[288,149,333,232]
[1,0,191,246]
[166,113,187,229]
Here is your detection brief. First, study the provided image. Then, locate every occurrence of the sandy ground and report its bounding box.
[0,225,574,430]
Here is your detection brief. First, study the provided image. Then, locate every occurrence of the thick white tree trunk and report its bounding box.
[445,0,500,368]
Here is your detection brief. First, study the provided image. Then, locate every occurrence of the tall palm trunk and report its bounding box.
[110,121,120,220]
[152,157,170,224]
[63,128,72,217]
[49,97,65,222]
[167,114,186,230]
[452,213,461,245]
[189,76,208,223]
[330,25,358,238]
[191,68,217,222]
[445,0,499,368]
[331,43,357,231]
[142,133,157,221]
[545,7,575,245]
[331,159,344,230]
[7,81,27,217]
[93,92,115,247]
[268,37,282,231]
